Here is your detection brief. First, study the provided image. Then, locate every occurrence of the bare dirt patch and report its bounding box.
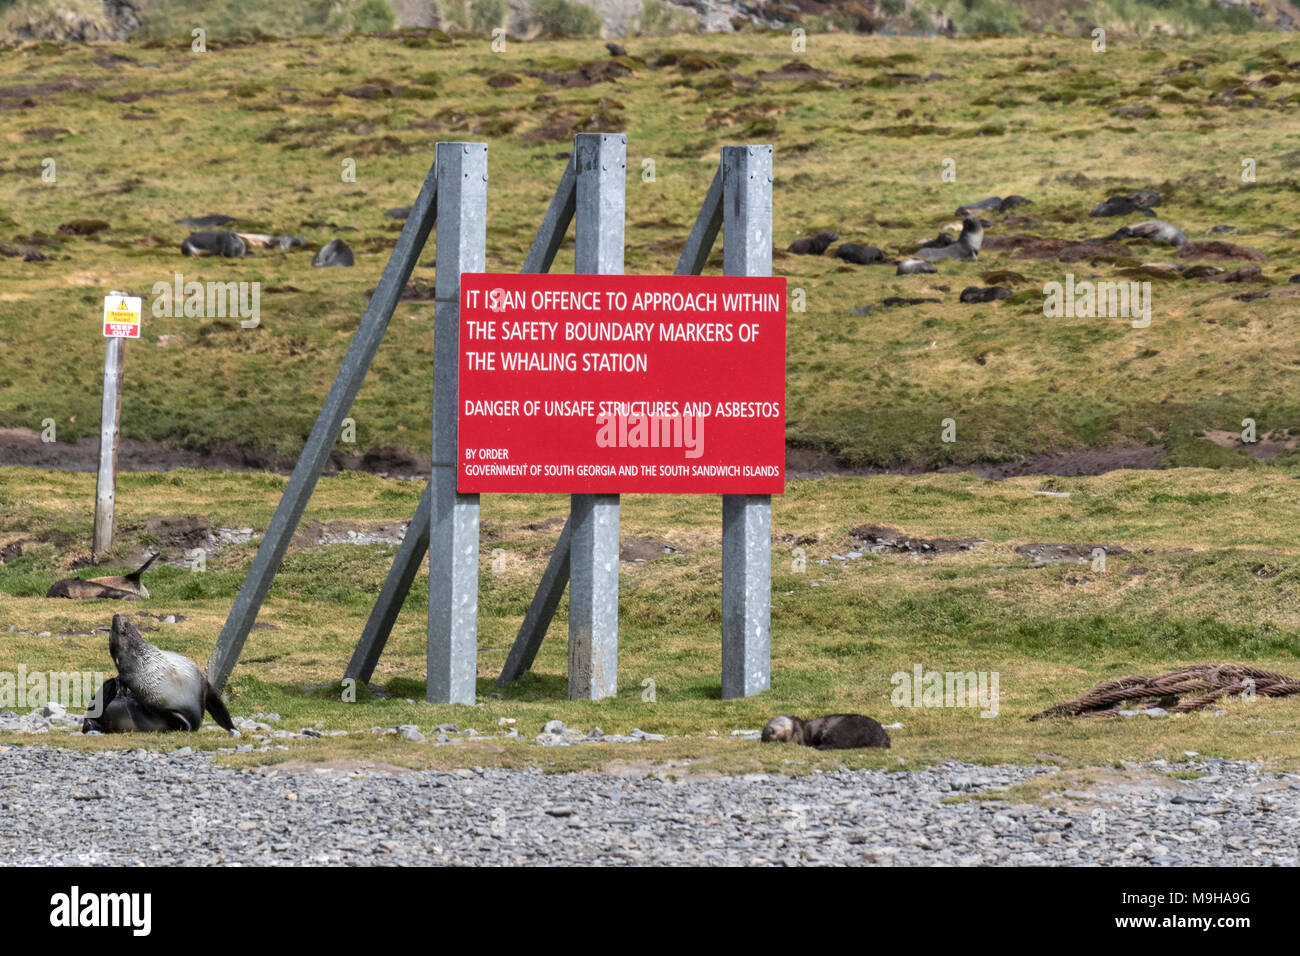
[848,524,982,555]
[620,536,680,563]
[1203,429,1296,459]
[0,427,429,478]
[786,444,1165,478]
[1016,543,1131,565]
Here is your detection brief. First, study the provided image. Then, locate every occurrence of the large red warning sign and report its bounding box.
[457,273,786,494]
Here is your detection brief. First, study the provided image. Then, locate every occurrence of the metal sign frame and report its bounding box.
[208,135,774,706]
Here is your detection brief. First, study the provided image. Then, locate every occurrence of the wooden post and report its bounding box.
[93,315,126,558]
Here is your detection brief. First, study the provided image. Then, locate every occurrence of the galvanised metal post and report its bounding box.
[428,142,487,705]
[351,154,578,687]
[720,144,773,699]
[568,132,625,701]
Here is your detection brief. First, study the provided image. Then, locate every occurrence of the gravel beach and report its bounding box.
[2,747,1297,866]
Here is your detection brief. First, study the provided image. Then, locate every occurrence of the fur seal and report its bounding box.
[312,238,354,268]
[181,231,246,257]
[834,242,883,265]
[897,258,937,275]
[1089,189,1160,218]
[236,232,307,250]
[102,614,234,733]
[917,216,982,260]
[1104,219,1187,247]
[960,285,1012,303]
[787,231,837,255]
[761,714,891,749]
[81,677,179,733]
[606,42,627,57]
[955,195,1030,216]
[46,553,158,600]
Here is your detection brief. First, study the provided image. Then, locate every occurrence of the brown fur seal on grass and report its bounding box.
[46,553,158,600]
[95,614,234,733]
[761,714,891,749]
[917,216,983,260]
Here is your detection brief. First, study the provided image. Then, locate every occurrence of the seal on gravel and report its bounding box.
[917,216,983,260]
[47,552,159,600]
[102,614,234,733]
[761,713,891,749]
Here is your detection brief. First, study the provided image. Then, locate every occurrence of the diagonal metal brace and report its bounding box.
[208,158,440,692]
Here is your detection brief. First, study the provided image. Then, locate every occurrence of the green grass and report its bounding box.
[2,31,1300,469]
[1,464,1299,772]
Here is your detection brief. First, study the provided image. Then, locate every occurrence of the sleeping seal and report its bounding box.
[181,231,246,257]
[787,231,838,255]
[1104,219,1187,247]
[46,552,158,600]
[917,216,983,260]
[761,713,891,749]
[834,242,884,265]
[105,614,234,733]
[897,257,938,275]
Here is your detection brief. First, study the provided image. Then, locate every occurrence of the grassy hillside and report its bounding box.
[2,30,1300,471]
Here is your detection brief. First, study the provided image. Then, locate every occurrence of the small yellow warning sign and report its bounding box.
[103,295,142,338]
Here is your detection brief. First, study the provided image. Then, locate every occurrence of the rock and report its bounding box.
[312,238,354,268]
[398,725,425,743]
[542,719,566,735]
[385,207,411,220]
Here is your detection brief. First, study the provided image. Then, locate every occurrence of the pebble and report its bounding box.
[3,750,1296,865]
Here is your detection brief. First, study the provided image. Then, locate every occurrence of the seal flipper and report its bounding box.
[203,679,235,732]
[82,676,121,732]
[126,552,159,585]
